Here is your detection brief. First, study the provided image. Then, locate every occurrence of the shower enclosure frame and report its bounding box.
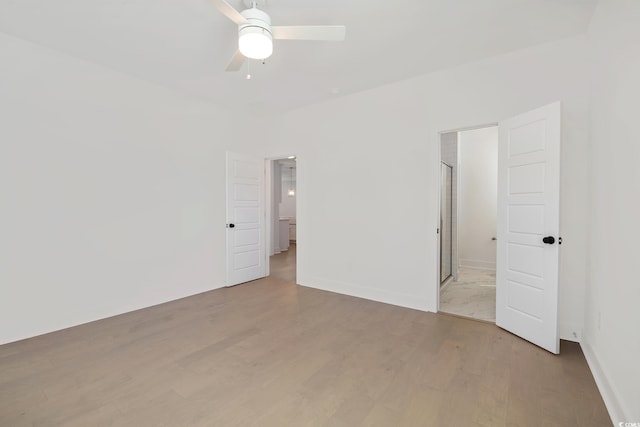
[440,161,453,285]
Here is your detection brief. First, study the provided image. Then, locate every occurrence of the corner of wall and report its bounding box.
[580,339,629,425]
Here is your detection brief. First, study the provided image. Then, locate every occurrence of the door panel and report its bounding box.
[508,163,546,194]
[496,102,561,354]
[226,152,266,286]
[508,205,544,234]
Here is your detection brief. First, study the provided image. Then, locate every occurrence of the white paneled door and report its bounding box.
[226,151,266,286]
[496,102,561,354]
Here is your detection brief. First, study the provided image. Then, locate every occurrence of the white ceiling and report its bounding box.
[0,0,598,113]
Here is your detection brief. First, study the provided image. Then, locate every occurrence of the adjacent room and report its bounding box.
[1,0,639,425]
[440,126,498,322]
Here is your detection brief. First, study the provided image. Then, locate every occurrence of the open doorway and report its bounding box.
[439,126,498,322]
[435,103,561,352]
[268,157,297,283]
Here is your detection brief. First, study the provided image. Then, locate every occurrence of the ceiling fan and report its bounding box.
[212,0,346,71]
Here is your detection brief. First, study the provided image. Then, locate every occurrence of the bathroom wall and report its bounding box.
[458,126,498,270]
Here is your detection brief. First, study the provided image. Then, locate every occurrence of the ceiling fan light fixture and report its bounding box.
[238,27,273,59]
[238,7,273,60]
[214,0,346,72]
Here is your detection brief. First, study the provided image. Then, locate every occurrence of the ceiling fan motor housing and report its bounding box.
[238,8,273,59]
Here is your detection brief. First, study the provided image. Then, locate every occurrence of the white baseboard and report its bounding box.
[459,259,496,270]
[298,276,431,313]
[581,341,628,426]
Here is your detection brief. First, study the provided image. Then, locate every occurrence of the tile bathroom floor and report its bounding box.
[440,267,496,322]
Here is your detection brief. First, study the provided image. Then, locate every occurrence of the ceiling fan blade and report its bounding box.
[271,25,346,41]
[225,50,246,71]
[211,0,248,25]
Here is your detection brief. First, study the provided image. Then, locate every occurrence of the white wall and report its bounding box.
[270,161,282,255]
[458,127,498,270]
[583,0,640,423]
[0,33,258,344]
[0,31,594,352]
[279,164,296,218]
[267,35,591,341]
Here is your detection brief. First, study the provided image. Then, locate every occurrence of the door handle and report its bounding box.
[227,223,235,228]
[542,236,555,244]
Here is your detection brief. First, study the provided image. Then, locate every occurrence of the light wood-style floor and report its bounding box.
[0,244,610,426]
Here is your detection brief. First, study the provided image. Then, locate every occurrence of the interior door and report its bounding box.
[496,102,561,354]
[226,151,266,286]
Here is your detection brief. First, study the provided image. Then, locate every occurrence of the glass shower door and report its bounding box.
[440,162,453,283]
